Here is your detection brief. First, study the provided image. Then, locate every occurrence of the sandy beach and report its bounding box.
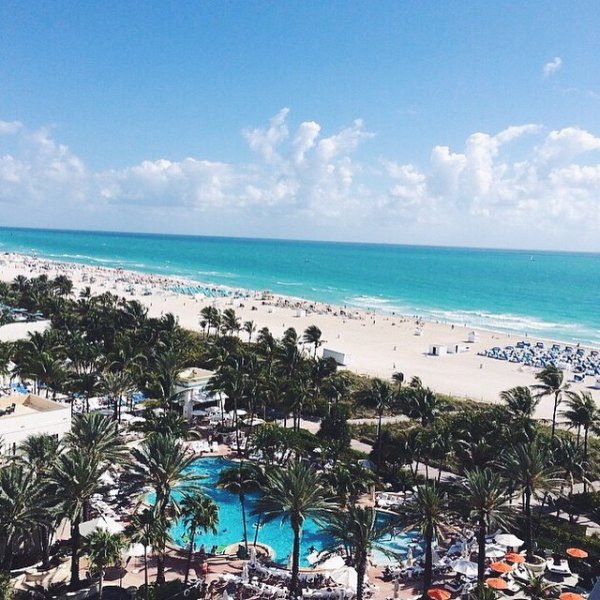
[1,252,598,422]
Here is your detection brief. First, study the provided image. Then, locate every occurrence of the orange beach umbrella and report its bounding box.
[505,552,525,563]
[486,578,508,590]
[490,561,513,573]
[560,593,584,600]
[427,588,451,600]
[566,548,588,559]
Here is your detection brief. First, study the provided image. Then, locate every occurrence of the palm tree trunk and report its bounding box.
[524,489,533,562]
[584,427,589,494]
[143,547,149,600]
[551,392,559,439]
[70,518,81,585]
[240,490,249,553]
[252,514,262,547]
[156,551,165,585]
[423,527,433,598]
[477,516,486,583]
[290,524,301,599]
[184,526,196,584]
[376,412,383,472]
[99,569,104,599]
[357,552,367,600]
[40,525,51,569]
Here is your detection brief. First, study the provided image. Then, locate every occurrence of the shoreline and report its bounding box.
[1,251,599,420]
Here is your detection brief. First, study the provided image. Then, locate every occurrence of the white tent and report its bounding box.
[79,515,124,537]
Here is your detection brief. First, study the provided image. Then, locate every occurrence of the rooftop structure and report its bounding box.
[173,368,224,421]
[0,394,71,454]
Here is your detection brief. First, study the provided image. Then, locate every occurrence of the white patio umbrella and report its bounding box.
[125,543,151,557]
[495,534,524,548]
[79,515,124,537]
[451,558,478,579]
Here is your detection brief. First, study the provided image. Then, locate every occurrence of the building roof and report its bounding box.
[0,394,69,419]
[177,367,214,385]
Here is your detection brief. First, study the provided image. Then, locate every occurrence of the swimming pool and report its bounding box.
[169,457,418,567]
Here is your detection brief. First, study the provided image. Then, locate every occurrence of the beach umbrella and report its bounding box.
[490,562,513,574]
[486,578,508,590]
[495,534,524,548]
[566,548,588,559]
[427,588,451,600]
[560,594,584,600]
[451,558,478,578]
[505,552,525,563]
[320,555,345,570]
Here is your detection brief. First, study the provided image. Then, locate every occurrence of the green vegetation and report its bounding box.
[1,274,600,598]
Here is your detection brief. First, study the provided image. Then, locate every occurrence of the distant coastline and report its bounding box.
[0,226,598,346]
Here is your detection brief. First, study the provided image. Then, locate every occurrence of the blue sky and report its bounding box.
[1,2,599,250]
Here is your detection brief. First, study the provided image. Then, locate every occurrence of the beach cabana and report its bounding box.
[468,331,479,343]
[429,344,447,357]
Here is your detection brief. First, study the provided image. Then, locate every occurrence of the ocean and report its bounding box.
[0,227,598,346]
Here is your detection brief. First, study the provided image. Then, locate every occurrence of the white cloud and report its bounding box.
[0,120,23,135]
[0,112,599,250]
[543,56,562,78]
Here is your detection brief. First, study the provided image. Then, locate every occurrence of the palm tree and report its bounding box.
[48,449,102,585]
[253,462,333,599]
[499,440,560,561]
[216,462,258,554]
[83,529,125,598]
[533,365,569,439]
[243,320,256,343]
[514,569,559,600]
[457,468,513,583]
[391,371,405,390]
[180,493,219,583]
[128,434,201,583]
[302,325,324,358]
[65,412,126,475]
[323,462,377,509]
[400,384,443,427]
[400,483,447,597]
[125,508,163,597]
[0,463,45,570]
[501,386,540,439]
[101,370,134,423]
[562,391,598,491]
[324,506,400,600]
[18,433,62,568]
[356,378,395,472]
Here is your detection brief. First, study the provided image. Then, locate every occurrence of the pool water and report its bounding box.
[169,457,417,567]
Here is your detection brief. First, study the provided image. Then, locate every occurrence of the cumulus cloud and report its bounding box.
[0,111,600,250]
[543,56,562,78]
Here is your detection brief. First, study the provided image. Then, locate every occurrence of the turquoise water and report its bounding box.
[169,457,414,567]
[0,226,599,345]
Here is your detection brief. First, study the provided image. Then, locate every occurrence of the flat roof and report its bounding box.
[0,394,69,419]
[177,367,214,384]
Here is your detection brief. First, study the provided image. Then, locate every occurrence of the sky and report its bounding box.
[1,2,600,251]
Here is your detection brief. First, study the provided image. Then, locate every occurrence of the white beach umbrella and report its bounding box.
[451,558,478,579]
[79,515,124,537]
[495,534,524,548]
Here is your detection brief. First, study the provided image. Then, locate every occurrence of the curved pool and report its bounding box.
[169,457,417,567]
